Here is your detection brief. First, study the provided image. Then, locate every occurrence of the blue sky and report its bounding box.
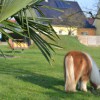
[65,0,99,16]
[76,0,98,11]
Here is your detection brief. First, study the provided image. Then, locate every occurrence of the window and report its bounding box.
[59,29,63,34]
[81,32,88,35]
[55,1,70,8]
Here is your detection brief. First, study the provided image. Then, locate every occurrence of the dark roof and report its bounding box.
[84,20,96,28]
[87,18,94,25]
[38,0,86,27]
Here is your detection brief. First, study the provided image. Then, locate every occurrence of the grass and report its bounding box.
[0,36,100,100]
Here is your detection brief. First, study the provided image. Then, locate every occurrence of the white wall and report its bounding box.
[53,26,77,35]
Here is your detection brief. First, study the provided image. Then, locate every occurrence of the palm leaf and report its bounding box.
[0,28,13,39]
[0,0,38,22]
[0,0,60,63]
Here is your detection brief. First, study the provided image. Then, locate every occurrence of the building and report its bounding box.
[37,0,96,36]
[77,18,96,36]
[38,0,86,35]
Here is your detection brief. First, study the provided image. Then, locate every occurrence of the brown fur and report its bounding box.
[64,51,92,92]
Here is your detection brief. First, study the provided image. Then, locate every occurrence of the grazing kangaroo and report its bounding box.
[64,51,100,92]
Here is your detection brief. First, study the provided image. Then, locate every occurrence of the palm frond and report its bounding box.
[0,0,60,63]
[0,0,37,22]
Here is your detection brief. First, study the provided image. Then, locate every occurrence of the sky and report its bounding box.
[66,0,99,16]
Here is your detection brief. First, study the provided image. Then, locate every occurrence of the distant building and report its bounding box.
[87,17,94,25]
[36,0,96,36]
[38,0,86,35]
[77,18,96,36]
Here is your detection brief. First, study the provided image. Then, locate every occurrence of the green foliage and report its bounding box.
[0,0,41,22]
[0,0,59,63]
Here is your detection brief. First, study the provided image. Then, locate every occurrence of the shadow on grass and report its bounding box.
[0,64,64,92]
[0,54,15,58]
[0,64,99,99]
[4,50,23,54]
[17,73,64,92]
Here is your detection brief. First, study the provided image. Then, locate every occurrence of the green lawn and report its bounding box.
[0,36,100,100]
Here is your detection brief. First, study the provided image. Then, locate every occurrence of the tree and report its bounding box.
[61,12,86,35]
[0,0,59,63]
[53,8,86,35]
[83,0,99,19]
